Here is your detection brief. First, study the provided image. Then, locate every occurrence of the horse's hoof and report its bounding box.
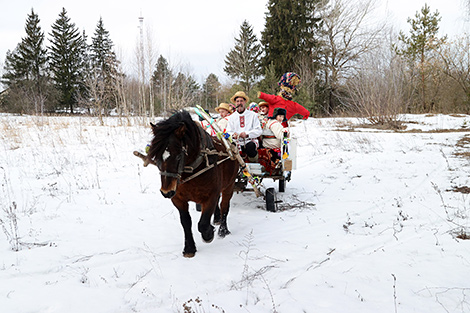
[202,232,214,243]
[183,252,196,258]
[218,228,231,238]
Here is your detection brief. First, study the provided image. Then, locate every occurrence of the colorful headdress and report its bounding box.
[249,102,260,113]
[278,72,301,93]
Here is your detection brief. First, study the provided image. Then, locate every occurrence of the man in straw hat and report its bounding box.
[226,91,262,161]
[214,102,233,132]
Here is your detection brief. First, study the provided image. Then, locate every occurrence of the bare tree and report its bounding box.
[439,34,470,111]
[343,33,413,127]
[318,0,386,114]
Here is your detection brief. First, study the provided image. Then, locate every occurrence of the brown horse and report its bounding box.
[145,110,239,257]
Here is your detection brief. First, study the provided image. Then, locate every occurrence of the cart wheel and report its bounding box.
[279,178,285,192]
[196,203,202,212]
[266,188,277,212]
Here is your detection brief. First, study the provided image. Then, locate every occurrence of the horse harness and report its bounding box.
[158,127,232,184]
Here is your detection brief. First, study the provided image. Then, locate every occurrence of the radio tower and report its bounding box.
[138,13,146,118]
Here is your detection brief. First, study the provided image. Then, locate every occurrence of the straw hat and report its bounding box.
[215,102,233,113]
[230,91,249,104]
[258,101,269,108]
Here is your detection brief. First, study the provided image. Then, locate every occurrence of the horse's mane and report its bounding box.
[147,110,201,161]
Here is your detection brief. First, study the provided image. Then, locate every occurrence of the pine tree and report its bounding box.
[396,4,446,112]
[152,55,172,112]
[90,17,119,115]
[48,7,84,113]
[261,0,322,78]
[76,30,91,109]
[2,9,49,113]
[224,20,262,93]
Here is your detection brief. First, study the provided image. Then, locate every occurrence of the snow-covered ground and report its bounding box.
[1,113,469,313]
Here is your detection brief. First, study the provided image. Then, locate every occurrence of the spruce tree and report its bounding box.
[77,30,91,109]
[224,20,262,94]
[48,7,84,113]
[202,73,221,108]
[261,0,321,78]
[2,9,49,113]
[152,55,172,112]
[21,9,48,83]
[90,17,119,113]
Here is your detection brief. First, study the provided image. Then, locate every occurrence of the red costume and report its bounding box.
[258,91,310,122]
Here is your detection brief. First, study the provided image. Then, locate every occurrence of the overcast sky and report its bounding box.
[0,0,468,84]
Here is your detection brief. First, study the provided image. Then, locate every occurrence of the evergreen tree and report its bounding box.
[202,73,221,108]
[2,9,49,113]
[224,20,262,93]
[152,55,172,112]
[2,47,25,86]
[90,17,119,114]
[396,4,446,112]
[261,0,322,78]
[256,61,278,95]
[48,8,84,113]
[171,72,200,109]
[77,30,91,109]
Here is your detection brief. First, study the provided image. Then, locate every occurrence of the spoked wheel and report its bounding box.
[265,187,277,212]
[279,178,285,192]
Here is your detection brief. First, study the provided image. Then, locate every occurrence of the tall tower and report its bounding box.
[138,13,146,118]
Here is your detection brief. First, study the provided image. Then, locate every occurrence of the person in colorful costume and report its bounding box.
[258,101,269,125]
[257,72,310,126]
[262,108,289,149]
[214,102,233,133]
[226,91,262,161]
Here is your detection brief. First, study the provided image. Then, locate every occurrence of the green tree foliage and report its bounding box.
[48,8,84,113]
[152,55,172,112]
[261,0,322,78]
[396,4,446,112]
[1,9,50,113]
[224,20,262,93]
[76,30,91,109]
[89,17,119,113]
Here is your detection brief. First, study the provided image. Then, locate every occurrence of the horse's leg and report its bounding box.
[218,186,235,237]
[198,196,217,243]
[213,194,221,225]
[173,198,196,257]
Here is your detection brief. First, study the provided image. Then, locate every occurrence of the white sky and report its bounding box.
[0,0,468,84]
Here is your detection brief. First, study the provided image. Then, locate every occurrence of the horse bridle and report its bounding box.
[157,146,189,182]
[157,126,215,184]
[156,127,233,185]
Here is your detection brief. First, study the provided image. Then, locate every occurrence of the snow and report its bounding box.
[1,113,469,313]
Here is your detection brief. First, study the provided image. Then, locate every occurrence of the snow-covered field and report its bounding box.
[1,113,469,313]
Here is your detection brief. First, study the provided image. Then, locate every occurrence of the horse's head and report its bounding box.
[147,111,200,199]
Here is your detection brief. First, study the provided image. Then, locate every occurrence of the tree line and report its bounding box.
[2,1,470,124]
